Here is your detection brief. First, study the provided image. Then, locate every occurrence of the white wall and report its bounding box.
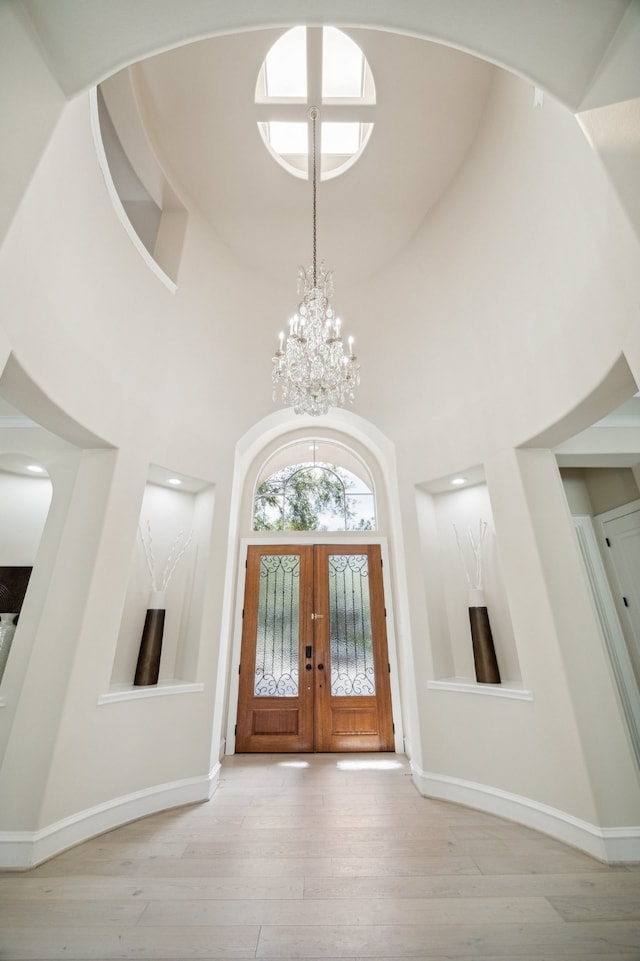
[562,466,640,517]
[2,65,639,478]
[1,7,640,865]
[0,3,65,244]
[0,472,51,565]
[348,69,640,473]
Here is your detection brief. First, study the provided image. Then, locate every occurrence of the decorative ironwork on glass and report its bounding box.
[253,440,377,532]
[254,462,374,532]
[328,554,375,696]
[255,554,300,696]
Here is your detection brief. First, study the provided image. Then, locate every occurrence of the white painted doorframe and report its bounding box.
[574,508,640,765]
[595,500,640,679]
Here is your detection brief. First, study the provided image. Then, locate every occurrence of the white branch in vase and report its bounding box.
[139,523,193,596]
[161,529,193,591]
[140,520,158,592]
[453,519,488,591]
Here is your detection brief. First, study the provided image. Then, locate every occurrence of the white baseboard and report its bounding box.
[0,764,221,870]
[411,762,640,864]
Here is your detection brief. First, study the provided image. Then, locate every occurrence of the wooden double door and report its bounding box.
[235,544,394,753]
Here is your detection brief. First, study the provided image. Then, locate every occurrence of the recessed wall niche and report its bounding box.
[416,474,521,685]
[111,468,214,688]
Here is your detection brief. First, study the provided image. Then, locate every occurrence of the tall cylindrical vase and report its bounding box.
[0,613,17,684]
[134,592,166,686]
[468,589,501,684]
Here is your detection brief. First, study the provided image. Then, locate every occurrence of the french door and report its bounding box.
[235,544,394,753]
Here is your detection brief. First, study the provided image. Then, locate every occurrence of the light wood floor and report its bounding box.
[1,753,639,959]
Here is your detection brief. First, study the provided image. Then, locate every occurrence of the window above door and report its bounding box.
[253,439,376,532]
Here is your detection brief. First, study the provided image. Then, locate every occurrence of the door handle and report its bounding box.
[317,663,324,670]
[305,663,313,671]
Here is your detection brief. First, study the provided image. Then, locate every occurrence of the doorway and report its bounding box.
[235,544,394,752]
[598,502,640,688]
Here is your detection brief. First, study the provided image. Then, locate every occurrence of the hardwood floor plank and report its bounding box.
[472,852,624,875]
[0,899,147,926]
[328,856,482,877]
[18,856,336,879]
[304,871,640,900]
[256,921,640,958]
[181,838,509,859]
[136,894,563,927]
[0,875,304,900]
[0,925,260,959]
[547,894,640,922]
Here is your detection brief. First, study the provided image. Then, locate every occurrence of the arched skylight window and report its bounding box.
[253,440,376,531]
[256,26,376,180]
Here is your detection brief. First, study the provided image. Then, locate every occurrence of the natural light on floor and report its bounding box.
[275,758,404,770]
[336,758,404,770]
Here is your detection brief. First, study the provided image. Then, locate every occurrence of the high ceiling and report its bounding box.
[2,1,639,471]
[103,28,494,283]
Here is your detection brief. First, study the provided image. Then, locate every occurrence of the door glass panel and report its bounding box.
[255,554,300,696]
[328,554,375,696]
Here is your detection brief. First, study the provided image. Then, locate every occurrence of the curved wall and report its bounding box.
[0,4,639,866]
[347,68,640,471]
[3,68,637,476]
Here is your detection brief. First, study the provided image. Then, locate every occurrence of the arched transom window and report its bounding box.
[253,440,376,531]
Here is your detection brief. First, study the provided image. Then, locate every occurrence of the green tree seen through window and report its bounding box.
[254,463,374,531]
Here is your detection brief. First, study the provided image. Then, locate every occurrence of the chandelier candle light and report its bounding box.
[272,106,360,416]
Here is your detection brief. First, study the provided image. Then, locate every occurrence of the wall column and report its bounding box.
[0,445,148,833]
[485,446,640,827]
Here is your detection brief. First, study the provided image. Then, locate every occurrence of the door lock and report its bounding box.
[310,613,324,620]
[305,645,312,658]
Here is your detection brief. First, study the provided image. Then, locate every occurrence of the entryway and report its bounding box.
[599,502,640,686]
[235,544,394,752]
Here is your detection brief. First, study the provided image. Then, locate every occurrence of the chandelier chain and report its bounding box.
[311,106,318,287]
[271,105,360,416]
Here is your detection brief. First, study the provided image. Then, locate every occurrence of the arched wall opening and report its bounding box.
[0,419,54,702]
[0,353,111,795]
[0,354,221,868]
[3,11,639,469]
[4,2,639,256]
[214,409,417,760]
[550,355,640,767]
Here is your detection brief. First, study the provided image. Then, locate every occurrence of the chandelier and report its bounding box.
[272,106,360,416]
